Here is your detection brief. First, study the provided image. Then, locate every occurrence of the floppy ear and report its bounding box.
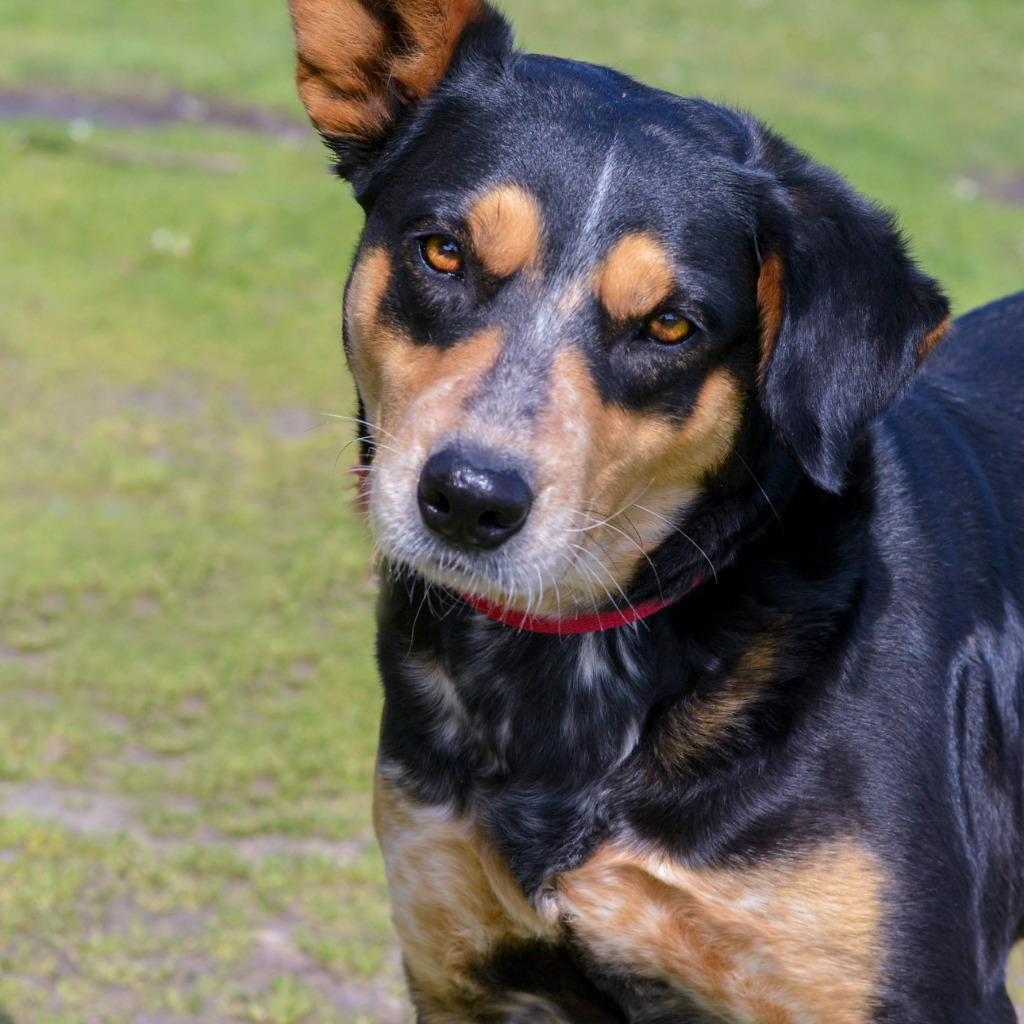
[288,0,508,181]
[752,132,950,493]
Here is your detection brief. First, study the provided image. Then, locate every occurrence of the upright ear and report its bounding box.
[751,130,950,493]
[288,0,508,181]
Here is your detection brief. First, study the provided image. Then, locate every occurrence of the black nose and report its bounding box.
[417,446,532,551]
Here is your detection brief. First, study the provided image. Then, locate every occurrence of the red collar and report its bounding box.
[459,578,702,634]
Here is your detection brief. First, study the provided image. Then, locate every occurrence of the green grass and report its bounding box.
[0,816,395,1023]
[1,0,1023,1020]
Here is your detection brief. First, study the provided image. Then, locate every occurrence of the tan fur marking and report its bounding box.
[655,627,788,764]
[345,247,502,435]
[466,185,544,279]
[374,769,557,1012]
[377,765,884,1023]
[558,841,884,1024]
[290,0,391,137]
[373,327,502,440]
[918,315,950,361]
[757,252,785,384]
[289,0,485,139]
[345,247,393,416]
[595,232,676,321]
[536,350,742,591]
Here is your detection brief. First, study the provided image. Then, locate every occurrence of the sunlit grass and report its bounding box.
[1,0,1022,1019]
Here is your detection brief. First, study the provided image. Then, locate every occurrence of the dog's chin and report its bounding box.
[386,547,549,613]
[375,531,605,617]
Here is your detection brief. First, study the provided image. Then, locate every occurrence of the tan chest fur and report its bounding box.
[375,771,884,1023]
[557,841,883,1024]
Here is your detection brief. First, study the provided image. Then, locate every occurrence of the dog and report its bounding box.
[286,0,1024,1019]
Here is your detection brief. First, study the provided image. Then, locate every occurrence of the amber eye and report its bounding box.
[644,311,693,345]
[420,234,464,276]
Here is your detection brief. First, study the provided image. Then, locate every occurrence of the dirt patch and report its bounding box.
[0,780,137,835]
[0,87,308,142]
[979,174,1024,206]
[229,834,365,861]
[1,897,407,1024]
[0,780,369,863]
[955,171,1024,206]
[126,387,206,419]
[130,1014,248,1024]
[0,645,48,669]
[10,686,56,707]
[117,378,328,445]
[248,921,408,1023]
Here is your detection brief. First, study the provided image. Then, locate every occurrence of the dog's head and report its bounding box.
[289,0,949,616]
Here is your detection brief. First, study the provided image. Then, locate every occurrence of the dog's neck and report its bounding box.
[372,438,876,888]
[373,454,874,893]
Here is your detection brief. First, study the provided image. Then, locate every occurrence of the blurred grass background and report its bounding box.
[0,0,1022,1021]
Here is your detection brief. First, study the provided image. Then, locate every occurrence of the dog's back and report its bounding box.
[890,290,1024,603]
[834,292,1024,1012]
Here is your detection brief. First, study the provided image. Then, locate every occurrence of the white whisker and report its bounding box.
[633,503,718,583]
[717,434,781,526]
[320,411,400,445]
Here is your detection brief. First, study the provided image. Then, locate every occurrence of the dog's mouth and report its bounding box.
[370,470,582,617]
[355,370,748,614]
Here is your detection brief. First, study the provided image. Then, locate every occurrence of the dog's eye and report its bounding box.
[644,311,694,345]
[420,235,464,276]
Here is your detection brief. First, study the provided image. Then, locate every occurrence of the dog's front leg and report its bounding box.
[376,769,629,1022]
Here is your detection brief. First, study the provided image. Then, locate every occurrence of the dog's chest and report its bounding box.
[374,772,884,1023]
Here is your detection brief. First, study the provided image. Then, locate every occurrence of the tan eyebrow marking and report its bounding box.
[466,184,544,280]
[594,232,677,321]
